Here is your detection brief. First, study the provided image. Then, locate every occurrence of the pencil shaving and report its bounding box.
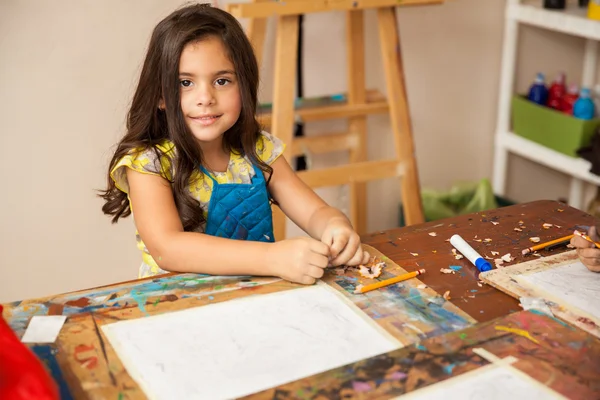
[440,268,455,274]
[491,221,500,225]
[353,284,364,294]
[501,253,513,262]
[491,251,499,256]
[514,228,522,232]
[451,249,464,260]
[542,223,553,229]
[483,238,492,243]
[358,263,383,279]
[410,252,419,256]
[443,290,451,300]
[428,232,437,237]
[529,237,540,243]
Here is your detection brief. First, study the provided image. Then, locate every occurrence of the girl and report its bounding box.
[100,3,370,284]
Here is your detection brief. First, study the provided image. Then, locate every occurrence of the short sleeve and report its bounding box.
[256,131,286,165]
[110,141,175,194]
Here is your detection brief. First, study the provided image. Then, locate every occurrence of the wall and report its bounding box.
[1,0,582,302]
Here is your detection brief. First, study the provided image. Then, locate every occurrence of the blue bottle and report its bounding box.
[527,73,549,105]
[574,88,596,120]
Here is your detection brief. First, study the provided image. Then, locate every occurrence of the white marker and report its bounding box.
[450,234,492,272]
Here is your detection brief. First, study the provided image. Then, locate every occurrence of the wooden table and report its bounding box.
[3,200,600,399]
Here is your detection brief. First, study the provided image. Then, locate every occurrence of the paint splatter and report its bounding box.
[352,381,373,392]
[449,266,462,272]
[495,325,539,344]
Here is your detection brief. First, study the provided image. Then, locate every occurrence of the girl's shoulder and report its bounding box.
[110,140,176,193]
[255,131,285,165]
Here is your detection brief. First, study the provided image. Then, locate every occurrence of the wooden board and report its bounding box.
[480,250,600,338]
[242,310,600,399]
[3,245,474,399]
[228,0,444,19]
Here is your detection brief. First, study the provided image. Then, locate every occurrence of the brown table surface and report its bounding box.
[2,199,598,399]
[361,199,597,321]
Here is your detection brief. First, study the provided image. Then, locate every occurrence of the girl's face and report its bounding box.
[178,37,242,147]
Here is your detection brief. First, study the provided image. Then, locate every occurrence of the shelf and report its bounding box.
[496,131,600,186]
[508,0,600,41]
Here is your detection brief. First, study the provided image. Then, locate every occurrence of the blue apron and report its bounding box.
[200,164,275,242]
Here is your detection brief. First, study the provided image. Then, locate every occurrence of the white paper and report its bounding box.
[21,315,67,343]
[102,284,400,400]
[397,365,565,400]
[519,261,600,320]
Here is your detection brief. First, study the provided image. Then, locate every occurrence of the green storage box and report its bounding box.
[511,95,600,157]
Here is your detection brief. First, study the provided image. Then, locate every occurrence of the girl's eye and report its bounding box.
[180,80,193,87]
[215,78,230,86]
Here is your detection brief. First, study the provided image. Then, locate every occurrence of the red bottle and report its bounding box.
[0,305,59,400]
[547,72,566,110]
[562,84,579,115]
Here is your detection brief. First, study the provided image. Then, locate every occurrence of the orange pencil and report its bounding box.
[574,230,600,249]
[354,269,425,294]
[521,234,574,255]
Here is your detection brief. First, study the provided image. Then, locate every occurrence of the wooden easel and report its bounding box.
[228,0,442,239]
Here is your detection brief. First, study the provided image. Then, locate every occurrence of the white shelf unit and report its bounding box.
[493,0,600,209]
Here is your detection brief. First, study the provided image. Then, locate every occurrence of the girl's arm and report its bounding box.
[126,168,329,284]
[267,156,369,267]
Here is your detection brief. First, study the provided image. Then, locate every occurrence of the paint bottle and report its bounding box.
[547,72,566,110]
[544,0,566,9]
[589,0,600,20]
[573,88,596,120]
[527,73,549,106]
[561,84,579,115]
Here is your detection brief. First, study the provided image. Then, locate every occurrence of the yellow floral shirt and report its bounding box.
[111,131,285,278]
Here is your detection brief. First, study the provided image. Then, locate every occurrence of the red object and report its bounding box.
[547,72,566,110]
[0,305,59,400]
[561,84,580,115]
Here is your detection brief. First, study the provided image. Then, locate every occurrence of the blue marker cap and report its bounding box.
[475,258,492,272]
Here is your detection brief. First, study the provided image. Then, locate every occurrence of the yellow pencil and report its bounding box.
[574,230,600,249]
[521,234,574,255]
[354,269,425,294]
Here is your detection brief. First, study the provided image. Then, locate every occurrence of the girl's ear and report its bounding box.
[158,98,166,110]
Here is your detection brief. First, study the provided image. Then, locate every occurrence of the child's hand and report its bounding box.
[267,237,330,284]
[570,226,600,272]
[321,217,370,267]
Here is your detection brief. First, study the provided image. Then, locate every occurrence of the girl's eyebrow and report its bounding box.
[178,70,236,78]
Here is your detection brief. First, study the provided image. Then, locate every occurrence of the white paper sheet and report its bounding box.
[102,284,400,400]
[518,261,600,320]
[21,315,67,343]
[397,365,566,400]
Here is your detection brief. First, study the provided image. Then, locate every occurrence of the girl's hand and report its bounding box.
[321,217,369,267]
[266,237,330,284]
[571,226,600,272]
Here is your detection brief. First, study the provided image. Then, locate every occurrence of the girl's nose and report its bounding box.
[196,84,215,106]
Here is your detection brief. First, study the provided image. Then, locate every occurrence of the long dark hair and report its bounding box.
[100,3,271,231]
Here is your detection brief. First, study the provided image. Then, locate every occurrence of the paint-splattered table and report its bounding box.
[360,199,598,322]
[2,199,598,399]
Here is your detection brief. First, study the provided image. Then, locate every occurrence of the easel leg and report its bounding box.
[377,7,424,226]
[271,15,300,240]
[347,10,368,234]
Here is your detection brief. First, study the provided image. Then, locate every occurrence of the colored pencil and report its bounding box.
[354,269,425,294]
[574,230,600,249]
[521,234,574,255]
